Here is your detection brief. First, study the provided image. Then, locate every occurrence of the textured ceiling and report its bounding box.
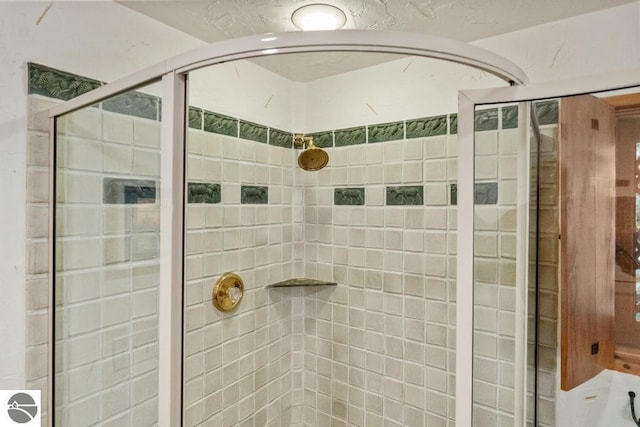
[119,0,637,81]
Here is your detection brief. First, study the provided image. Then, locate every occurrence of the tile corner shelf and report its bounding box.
[266,278,337,288]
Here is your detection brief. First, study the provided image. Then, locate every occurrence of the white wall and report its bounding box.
[0,1,202,389]
[189,61,303,132]
[303,56,506,132]
[190,54,506,134]
[557,369,640,426]
[474,2,640,83]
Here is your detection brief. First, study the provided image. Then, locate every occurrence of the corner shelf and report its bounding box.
[266,278,337,288]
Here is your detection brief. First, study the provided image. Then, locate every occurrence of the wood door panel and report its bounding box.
[593,98,616,372]
[560,94,616,391]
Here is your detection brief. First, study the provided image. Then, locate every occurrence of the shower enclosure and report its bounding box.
[46,30,640,426]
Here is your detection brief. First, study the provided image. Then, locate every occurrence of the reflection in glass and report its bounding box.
[54,82,162,426]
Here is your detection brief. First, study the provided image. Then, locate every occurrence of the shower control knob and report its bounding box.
[212,272,244,312]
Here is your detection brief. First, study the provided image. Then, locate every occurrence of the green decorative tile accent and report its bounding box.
[386,186,424,206]
[188,183,221,204]
[308,131,333,148]
[28,63,102,101]
[241,185,268,204]
[502,105,519,129]
[475,182,498,204]
[335,126,366,147]
[450,182,498,205]
[474,108,499,131]
[269,128,292,148]
[406,115,447,139]
[368,121,404,143]
[203,111,238,137]
[103,91,159,120]
[334,188,365,205]
[449,114,458,134]
[188,107,203,130]
[449,114,458,135]
[535,100,559,125]
[450,183,457,205]
[240,120,268,143]
[104,178,156,204]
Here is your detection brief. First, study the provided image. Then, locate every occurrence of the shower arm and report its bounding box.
[293,134,313,148]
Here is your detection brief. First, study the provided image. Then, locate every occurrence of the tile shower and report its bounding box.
[26,58,558,426]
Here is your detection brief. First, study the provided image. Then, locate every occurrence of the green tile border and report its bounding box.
[335,126,366,147]
[103,91,159,121]
[450,183,458,205]
[386,186,424,206]
[334,188,365,205]
[474,108,499,131]
[449,114,458,135]
[535,100,559,125]
[103,178,156,205]
[368,121,404,143]
[501,105,518,129]
[241,185,268,204]
[475,182,498,204]
[30,63,554,152]
[203,111,238,137]
[269,128,293,149]
[28,63,102,101]
[449,182,498,205]
[307,131,333,149]
[240,120,268,144]
[406,115,447,139]
[187,183,221,204]
[189,107,203,130]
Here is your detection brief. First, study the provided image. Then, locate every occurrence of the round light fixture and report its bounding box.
[291,4,347,31]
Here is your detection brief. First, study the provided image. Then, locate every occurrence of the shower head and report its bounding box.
[294,135,329,171]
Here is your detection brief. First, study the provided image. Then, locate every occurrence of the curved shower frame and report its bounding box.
[48,30,529,426]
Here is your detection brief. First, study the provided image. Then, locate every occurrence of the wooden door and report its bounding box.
[560,94,616,391]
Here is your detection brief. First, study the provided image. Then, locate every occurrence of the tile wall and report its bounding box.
[26,62,560,427]
[533,125,560,427]
[26,94,58,427]
[182,127,300,426]
[294,128,459,426]
[53,97,163,425]
[471,111,559,427]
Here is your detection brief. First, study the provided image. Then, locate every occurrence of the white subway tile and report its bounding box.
[134,120,160,148]
[67,138,102,171]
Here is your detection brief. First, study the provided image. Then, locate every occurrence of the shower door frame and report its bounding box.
[47,30,527,427]
[457,66,640,426]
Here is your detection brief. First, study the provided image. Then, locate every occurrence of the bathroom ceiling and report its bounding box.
[118,0,637,81]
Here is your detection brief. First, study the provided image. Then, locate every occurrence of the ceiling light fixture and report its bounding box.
[291,4,347,31]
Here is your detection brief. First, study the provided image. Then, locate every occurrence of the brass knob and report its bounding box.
[212,272,244,312]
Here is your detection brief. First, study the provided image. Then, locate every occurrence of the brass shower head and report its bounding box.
[294,135,329,171]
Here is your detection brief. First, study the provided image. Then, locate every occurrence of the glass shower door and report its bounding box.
[54,82,163,426]
[471,101,540,425]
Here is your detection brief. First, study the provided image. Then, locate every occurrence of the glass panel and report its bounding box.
[615,112,640,344]
[183,52,509,426]
[530,101,558,427]
[472,88,640,427]
[54,81,162,426]
[472,101,543,425]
